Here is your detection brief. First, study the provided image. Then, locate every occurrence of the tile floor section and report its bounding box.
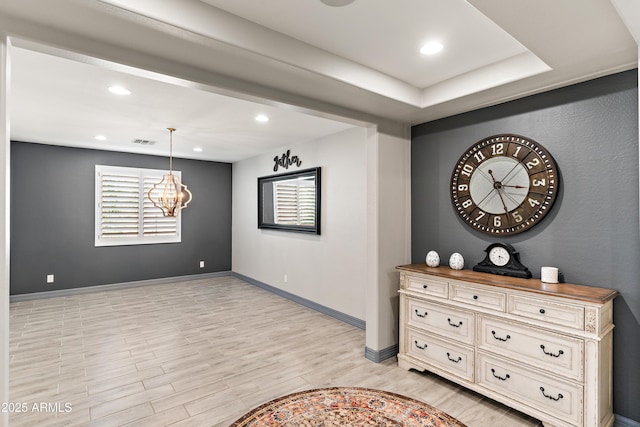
[9,276,542,426]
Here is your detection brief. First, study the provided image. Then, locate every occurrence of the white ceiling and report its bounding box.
[200,0,535,89]
[1,0,638,162]
[10,47,355,162]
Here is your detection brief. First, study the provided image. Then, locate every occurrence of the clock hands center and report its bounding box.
[474,167,527,214]
[475,169,507,211]
[487,169,526,190]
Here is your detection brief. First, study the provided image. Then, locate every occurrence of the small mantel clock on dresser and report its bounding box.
[473,242,532,279]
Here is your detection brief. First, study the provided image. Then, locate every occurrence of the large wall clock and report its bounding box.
[450,134,559,235]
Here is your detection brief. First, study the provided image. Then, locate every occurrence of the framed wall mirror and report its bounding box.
[258,167,321,234]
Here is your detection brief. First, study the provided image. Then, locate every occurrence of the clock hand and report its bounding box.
[499,152,535,184]
[499,165,521,185]
[475,170,504,210]
[474,173,526,212]
[488,170,512,225]
[474,167,495,184]
[476,169,497,209]
[502,191,523,208]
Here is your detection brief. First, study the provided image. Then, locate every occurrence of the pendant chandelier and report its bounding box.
[147,127,193,217]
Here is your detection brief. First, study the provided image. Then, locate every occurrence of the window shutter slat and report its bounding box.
[273,179,316,226]
[99,172,141,239]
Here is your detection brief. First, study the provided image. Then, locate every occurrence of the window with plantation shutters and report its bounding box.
[95,165,182,246]
[273,178,316,227]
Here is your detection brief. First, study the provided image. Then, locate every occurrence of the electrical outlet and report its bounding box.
[284,274,288,283]
[46,274,54,284]
[199,260,205,268]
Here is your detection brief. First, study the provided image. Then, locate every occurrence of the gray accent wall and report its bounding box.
[411,69,639,423]
[11,142,232,295]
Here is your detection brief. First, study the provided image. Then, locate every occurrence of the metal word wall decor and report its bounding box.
[273,149,302,172]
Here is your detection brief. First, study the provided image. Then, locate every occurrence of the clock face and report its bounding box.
[451,134,559,235]
[488,246,510,266]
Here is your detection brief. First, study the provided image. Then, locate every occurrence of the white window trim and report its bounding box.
[95,165,183,247]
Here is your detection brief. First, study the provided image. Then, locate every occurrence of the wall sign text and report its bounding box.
[273,150,302,172]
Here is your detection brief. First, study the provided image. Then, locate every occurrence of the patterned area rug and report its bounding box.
[230,387,467,426]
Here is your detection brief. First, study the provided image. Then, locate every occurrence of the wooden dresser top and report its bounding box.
[396,264,619,304]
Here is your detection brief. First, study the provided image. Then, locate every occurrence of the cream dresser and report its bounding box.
[397,264,618,427]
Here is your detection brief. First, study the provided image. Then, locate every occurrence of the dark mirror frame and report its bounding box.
[257,167,321,235]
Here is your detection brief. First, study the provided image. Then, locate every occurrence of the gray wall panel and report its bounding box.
[10,142,232,294]
[411,69,639,422]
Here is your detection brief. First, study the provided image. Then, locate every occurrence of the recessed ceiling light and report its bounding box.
[193,147,203,153]
[255,114,269,123]
[94,135,107,141]
[420,41,443,55]
[108,86,131,95]
[320,0,355,6]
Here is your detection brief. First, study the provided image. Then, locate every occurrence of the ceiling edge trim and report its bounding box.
[420,51,551,109]
[95,0,424,107]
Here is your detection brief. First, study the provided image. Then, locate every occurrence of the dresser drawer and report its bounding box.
[450,282,506,312]
[509,295,585,330]
[407,328,474,382]
[406,274,449,298]
[408,298,474,345]
[477,353,583,426]
[478,316,584,381]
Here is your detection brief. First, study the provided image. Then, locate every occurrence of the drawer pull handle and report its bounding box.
[540,345,564,358]
[414,340,428,350]
[415,309,428,318]
[491,368,510,381]
[539,387,563,401]
[447,318,463,328]
[491,330,511,342]
[473,295,478,300]
[446,352,462,363]
[423,284,428,289]
[539,308,546,314]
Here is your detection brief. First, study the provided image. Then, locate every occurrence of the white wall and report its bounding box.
[0,34,11,427]
[233,126,368,320]
[365,129,411,353]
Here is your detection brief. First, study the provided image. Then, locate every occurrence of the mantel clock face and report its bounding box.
[450,134,558,236]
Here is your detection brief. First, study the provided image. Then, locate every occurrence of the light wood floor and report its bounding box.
[9,276,542,426]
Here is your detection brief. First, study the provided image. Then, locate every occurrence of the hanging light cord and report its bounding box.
[168,127,176,175]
